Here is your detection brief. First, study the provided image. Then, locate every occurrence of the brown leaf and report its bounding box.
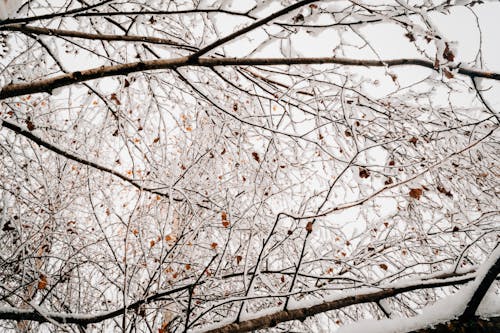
[37,275,48,290]
[409,188,423,200]
[379,263,388,271]
[153,137,160,143]
[452,226,460,232]
[359,168,370,179]
[292,13,304,23]
[437,185,453,197]
[443,42,455,62]
[236,255,242,264]
[408,137,418,145]
[222,220,230,228]
[210,242,218,249]
[384,177,393,185]
[110,93,121,105]
[233,103,238,112]
[305,221,313,233]
[404,32,416,42]
[221,211,227,221]
[443,68,454,79]
[252,152,260,162]
[25,119,35,131]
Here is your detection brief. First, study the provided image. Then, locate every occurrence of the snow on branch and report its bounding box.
[1,56,500,100]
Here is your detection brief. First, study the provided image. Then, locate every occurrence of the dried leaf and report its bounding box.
[37,275,48,290]
[150,240,156,247]
[443,42,455,62]
[252,152,260,162]
[305,221,313,233]
[404,32,416,42]
[210,242,218,249]
[408,137,418,145]
[110,93,121,105]
[409,188,423,200]
[221,211,227,221]
[359,168,370,179]
[437,185,453,197]
[222,220,230,228]
[236,255,242,264]
[292,13,304,23]
[443,68,454,79]
[25,119,35,131]
[379,263,388,271]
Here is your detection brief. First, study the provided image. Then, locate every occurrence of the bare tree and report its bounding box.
[0,1,499,332]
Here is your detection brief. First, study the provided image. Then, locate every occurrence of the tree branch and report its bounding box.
[0,24,197,50]
[1,57,500,100]
[0,271,478,326]
[0,119,211,208]
[202,274,479,333]
[460,247,500,320]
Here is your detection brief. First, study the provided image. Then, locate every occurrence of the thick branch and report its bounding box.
[0,272,477,326]
[202,274,479,333]
[1,57,500,100]
[460,248,500,320]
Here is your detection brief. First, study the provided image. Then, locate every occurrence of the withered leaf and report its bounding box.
[110,93,121,105]
[25,119,35,131]
[409,188,423,200]
[404,32,416,42]
[443,43,455,62]
[305,221,313,233]
[359,168,370,179]
[443,68,454,79]
[252,152,260,162]
[37,275,48,290]
[437,185,453,197]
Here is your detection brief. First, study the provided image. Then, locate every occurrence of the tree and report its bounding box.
[0,0,499,332]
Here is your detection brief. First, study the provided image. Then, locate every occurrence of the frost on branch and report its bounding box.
[0,0,499,332]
